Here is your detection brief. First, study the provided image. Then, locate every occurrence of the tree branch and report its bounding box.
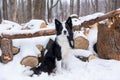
[51,0,60,8]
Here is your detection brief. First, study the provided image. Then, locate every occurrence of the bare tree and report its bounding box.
[77,0,80,16]
[9,0,17,22]
[70,0,74,15]
[3,0,8,20]
[47,0,60,22]
[33,0,40,19]
[95,0,98,12]
[26,0,32,22]
[17,0,24,23]
[40,0,46,21]
[0,9,1,23]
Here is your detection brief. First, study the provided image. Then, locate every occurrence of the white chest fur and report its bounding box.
[57,35,72,58]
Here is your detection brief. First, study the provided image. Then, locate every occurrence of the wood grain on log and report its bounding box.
[21,56,39,67]
[74,36,89,50]
[1,38,13,63]
[12,46,20,55]
[36,44,43,52]
[97,20,120,60]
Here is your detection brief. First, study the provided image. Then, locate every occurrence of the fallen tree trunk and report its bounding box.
[1,29,56,39]
[80,9,120,27]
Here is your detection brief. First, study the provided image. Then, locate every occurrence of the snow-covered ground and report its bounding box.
[0,13,120,80]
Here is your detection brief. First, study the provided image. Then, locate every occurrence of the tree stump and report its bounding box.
[1,38,13,63]
[97,18,120,60]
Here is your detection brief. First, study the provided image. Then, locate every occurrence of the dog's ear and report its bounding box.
[66,17,72,30]
[55,19,62,35]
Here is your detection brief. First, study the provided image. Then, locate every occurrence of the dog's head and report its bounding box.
[55,17,72,36]
[55,17,74,48]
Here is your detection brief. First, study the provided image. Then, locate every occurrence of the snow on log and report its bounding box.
[1,29,56,39]
[1,38,13,63]
[81,9,120,27]
[73,49,95,62]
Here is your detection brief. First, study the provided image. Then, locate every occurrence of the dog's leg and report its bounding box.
[56,59,62,73]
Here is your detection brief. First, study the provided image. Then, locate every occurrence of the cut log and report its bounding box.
[36,44,43,52]
[74,36,89,50]
[76,54,95,62]
[21,56,39,67]
[1,38,13,63]
[88,54,95,61]
[12,46,20,55]
[41,23,47,28]
[97,17,120,60]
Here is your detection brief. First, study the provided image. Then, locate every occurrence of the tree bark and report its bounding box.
[3,0,8,20]
[9,0,17,22]
[0,9,1,23]
[33,0,40,19]
[77,0,80,16]
[97,19,120,60]
[40,0,46,21]
[26,0,32,22]
[1,38,13,63]
[70,0,74,14]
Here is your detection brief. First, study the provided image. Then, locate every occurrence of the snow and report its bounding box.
[72,13,104,26]
[0,13,120,80]
[1,20,23,30]
[23,19,46,29]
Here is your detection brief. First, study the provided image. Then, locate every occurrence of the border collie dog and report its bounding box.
[31,17,74,75]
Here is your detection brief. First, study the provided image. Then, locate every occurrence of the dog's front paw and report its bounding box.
[30,67,41,75]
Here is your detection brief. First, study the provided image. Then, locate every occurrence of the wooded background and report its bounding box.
[0,0,120,24]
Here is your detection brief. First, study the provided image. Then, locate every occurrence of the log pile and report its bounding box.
[0,9,120,64]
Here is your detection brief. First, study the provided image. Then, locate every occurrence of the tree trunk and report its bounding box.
[39,0,46,21]
[9,0,17,22]
[0,9,2,23]
[97,18,120,60]
[3,0,8,20]
[26,0,32,22]
[33,0,40,19]
[1,38,13,63]
[95,0,98,12]
[70,0,74,14]
[77,0,80,16]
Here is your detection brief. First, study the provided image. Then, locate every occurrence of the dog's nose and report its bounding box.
[64,31,67,34]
